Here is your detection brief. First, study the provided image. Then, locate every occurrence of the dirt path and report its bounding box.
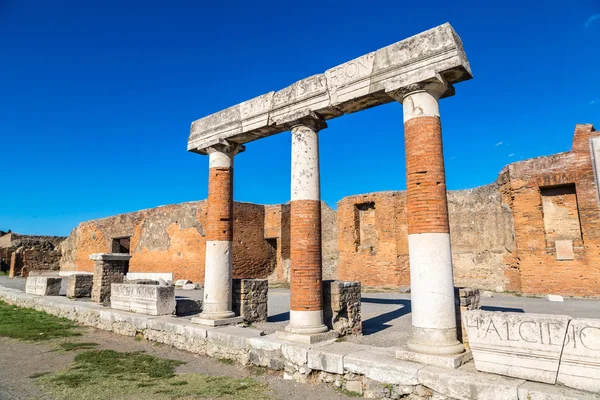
[0,327,350,400]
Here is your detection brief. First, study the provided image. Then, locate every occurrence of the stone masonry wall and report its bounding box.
[0,233,65,277]
[60,201,276,283]
[336,124,600,297]
[501,124,600,297]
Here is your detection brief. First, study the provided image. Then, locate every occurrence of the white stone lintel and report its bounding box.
[188,23,472,153]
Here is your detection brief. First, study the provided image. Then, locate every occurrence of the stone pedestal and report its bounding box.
[286,118,328,336]
[25,276,62,296]
[111,283,176,316]
[67,274,94,298]
[455,287,480,350]
[90,253,131,303]
[323,280,362,336]
[233,278,268,323]
[392,80,464,356]
[195,143,244,326]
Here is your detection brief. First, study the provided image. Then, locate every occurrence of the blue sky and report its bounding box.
[1,0,599,236]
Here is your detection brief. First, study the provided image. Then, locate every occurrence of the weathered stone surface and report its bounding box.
[323,280,362,335]
[188,23,471,153]
[396,347,472,369]
[66,274,93,298]
[25,276,62,296]
[343,347,421,385]
[464,310,571,384]
[126,272,173,282]
[111,283,176,316]
[307,342,368,374]
[418,366,524,400]
[232,278,268,323]
[90,253,130,303]
[517,381,600,400]
[455,287,481,350]
[558,318,600,393]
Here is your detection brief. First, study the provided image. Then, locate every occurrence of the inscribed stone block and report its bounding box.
[558,318,600,392]
[464,310,570,384]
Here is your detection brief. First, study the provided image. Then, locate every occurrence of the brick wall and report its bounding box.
[336,124,599,297]
[501,124,600,297]
[60,201,276,283]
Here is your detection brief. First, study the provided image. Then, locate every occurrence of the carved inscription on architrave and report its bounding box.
[464,310,570,384]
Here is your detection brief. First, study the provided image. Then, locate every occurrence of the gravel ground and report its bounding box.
[0,328,350,400]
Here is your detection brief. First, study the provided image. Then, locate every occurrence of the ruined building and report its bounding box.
[0,231,65,277]
[58,124,599,298]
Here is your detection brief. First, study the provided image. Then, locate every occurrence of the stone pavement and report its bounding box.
[1,276,598,348]
[0,282,598,399]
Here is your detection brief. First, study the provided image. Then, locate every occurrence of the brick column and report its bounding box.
[196,143,244,322]
[285,118,328,334]
[394,81,464,356]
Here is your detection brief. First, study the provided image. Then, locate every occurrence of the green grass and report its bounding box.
[0,270,8,276]
[57,342,99,351]
[218,357,235,365]
[34,349,269,399]
[0,300,81,341]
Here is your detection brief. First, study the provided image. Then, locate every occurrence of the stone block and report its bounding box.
[188,23,471,153]
[175,299,202,316]
[25,276,62,296]
[396,347,472,369]
[455,286,481,350]
[111,283,176,316]
[66,274,93,298]
[90,253,131,303]
[517,381,600,400]
[323,280,362,336]
[418,366,524,400]
[232,278,268,323]
[343,347,421,386]
[464,310,571,384]
[191,316,243,327]
[307,342,368,374]
[126,272,173,282]
[558,318,600,393]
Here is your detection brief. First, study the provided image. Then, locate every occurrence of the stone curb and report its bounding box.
[0,286,597,400]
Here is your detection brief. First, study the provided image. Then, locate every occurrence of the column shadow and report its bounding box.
[481,306,524,313]
[268,311,290,323]
[360,297,412,335]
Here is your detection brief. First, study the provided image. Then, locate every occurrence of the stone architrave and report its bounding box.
[111,283,176,316]
[464,310,571,384]
[25,276,62,296]
[558,318,600,392]
[187,23,471,154]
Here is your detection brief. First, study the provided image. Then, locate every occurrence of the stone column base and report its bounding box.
[191,315,243,327]
[396,347,472,369]
[275,330,338,344]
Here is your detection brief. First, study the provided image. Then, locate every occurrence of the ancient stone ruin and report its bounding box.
[5,22,599,399]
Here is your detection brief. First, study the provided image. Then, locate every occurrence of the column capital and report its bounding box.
[205,140,245,158]
[289,112,328,133]
[390,79,455,103]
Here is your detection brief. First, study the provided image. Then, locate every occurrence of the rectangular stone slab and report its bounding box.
[188,23,472,153]
[464,310,571,384]
[110,284,176,316]
[25,276,62,296]
[558,318,600,393]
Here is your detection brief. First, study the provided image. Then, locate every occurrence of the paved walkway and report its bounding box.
[2,276,598,348]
